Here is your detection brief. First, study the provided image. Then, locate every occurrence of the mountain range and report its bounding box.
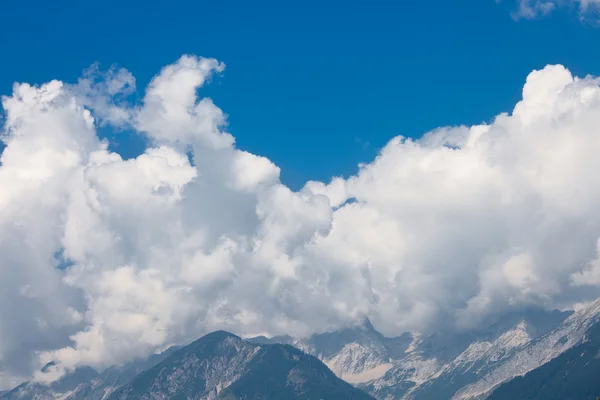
[1,332,373,400]
[249,306,581,399]
[3,298,600,399]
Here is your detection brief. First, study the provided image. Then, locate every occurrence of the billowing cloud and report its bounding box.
[2,56,600,387]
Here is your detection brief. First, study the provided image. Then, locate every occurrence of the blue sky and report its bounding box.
[1,0,599,188]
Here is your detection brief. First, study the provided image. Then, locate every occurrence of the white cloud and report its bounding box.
[230,151,280,191]
[513,0,600,20]
[571,239,600,286]
[513,0,556,19]
[2,55,600,386]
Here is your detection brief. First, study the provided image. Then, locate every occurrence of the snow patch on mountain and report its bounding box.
[404,333,422,354]
[323,342,392,383]
[337,364,394,385]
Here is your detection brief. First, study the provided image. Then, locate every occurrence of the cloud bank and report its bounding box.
[2,56,600,386]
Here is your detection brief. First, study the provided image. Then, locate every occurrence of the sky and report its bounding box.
[2,0,600,389]
[2,0,600,188]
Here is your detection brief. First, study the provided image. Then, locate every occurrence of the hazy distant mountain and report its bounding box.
[109,330,374,399]
[65,345,181,400]
[1,364,99,400]
[0,346,180,400]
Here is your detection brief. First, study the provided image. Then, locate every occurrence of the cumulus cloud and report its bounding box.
[2,56,600,386]
[512,0,600,20]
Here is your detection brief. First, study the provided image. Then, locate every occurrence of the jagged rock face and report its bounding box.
[487,319,600,400]
[362,308,576,400]
[306,320,405,384]
[453,298,600,399]
[406,320,539,400]
[324,342,394,384]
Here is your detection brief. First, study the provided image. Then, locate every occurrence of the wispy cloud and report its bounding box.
[512,0,600,20]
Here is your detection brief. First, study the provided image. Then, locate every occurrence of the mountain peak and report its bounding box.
[106,331,375,400]
[356,317,377,332]
[187,330,240,347]
[203,329,239,339]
